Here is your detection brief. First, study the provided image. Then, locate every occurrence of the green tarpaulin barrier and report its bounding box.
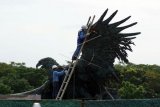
[0,99,160,107]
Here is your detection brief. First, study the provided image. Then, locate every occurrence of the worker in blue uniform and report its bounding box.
[72,25,88,60]
[52,65,67,98]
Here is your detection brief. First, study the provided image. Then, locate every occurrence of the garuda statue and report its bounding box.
[13,9,140,99]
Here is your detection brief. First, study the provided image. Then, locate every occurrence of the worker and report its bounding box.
[52,65,68,98]
[72,25,88,60]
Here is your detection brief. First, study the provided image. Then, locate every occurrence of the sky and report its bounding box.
[0,0,160,67]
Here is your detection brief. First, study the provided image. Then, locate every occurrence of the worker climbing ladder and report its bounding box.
[56,15,95,100]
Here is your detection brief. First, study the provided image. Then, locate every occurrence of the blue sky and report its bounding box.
[0,0,160,67]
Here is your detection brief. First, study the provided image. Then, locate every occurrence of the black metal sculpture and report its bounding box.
[12,9,140,99]
[61,9,140,99]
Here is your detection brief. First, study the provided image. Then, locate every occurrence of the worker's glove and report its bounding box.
[86,33,90,36]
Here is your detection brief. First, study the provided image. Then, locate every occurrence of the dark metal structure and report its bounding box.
[12,9,140,99]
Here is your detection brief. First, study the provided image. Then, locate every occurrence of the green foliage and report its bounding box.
[0,61,160,99]
[115,63,160,99]
[1,76,33,93]
[0,83,13,94]
[0,62,47,94]
[118,81,146,99]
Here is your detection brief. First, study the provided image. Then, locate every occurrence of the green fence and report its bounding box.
[85,99,160,107]
[0,99,160,107]
[0,100,34,107]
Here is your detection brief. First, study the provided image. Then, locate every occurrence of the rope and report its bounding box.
[77,35,102,46]
[80,58,103,69]
[87,49,95,66]
[80,54,116,100]
[81,52,115,100]
[83,55,102,98]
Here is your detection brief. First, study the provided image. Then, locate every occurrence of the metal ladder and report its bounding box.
[56,15,95,100]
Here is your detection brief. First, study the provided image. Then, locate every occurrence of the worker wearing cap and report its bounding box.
[72,25,88,60]
[52,65,67,98]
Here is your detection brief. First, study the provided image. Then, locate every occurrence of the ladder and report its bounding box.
[56,15,95,100]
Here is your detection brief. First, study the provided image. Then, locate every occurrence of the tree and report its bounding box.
[118,81,146,99]
[0,62,47,94]
[0,83,12,94]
